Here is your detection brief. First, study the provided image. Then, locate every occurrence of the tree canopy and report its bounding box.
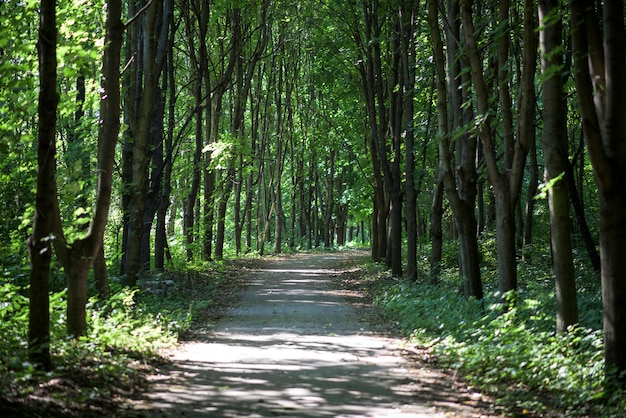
[1,0,625,414]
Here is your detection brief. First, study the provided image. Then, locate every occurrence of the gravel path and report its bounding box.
[134,252,490,417]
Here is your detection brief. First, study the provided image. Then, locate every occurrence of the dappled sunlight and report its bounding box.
[135,253,479,417]
[262,268,340,275]
[142,333,442,417]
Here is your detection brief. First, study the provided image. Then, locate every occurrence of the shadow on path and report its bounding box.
[134,252,488,417]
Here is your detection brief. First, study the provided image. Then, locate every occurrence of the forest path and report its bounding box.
[134,251,491,417]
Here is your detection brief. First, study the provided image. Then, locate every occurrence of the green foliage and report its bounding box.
[88,289,180,354]
[370,253,624,416]
[0,1,38,252]
[0,282,179,411]
[0,284,29,367]
[136,270,217,331]
[536,171,565,200]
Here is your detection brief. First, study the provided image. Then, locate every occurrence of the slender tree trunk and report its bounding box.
[358,0,388,262]
[401,0,418,281]
[182,0,206,261]
[93,244,109,299]
[324,151,335,248]
[234,154,244,255]
[185,85,202,261]
[46,0,123,337]
[570,0,626,380]
[460,0,536,295]
[28,0,58,368]
[215,164,234,260]
[493,179,518,293]
[523,138,539,252]
[155,36,176,270]
[124,0,165,286]
[564,158,601,272]
[140,85,166,270]
[429,175,444,283]
[539,0,578,333]
[429,0,482,296]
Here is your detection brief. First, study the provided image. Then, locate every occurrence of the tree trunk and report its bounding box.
[51,0,123,337]
[181,0,206,261]
[234,154,244,255]
[523,137,539,253]
[460,0,536,295]
[429,175,444,283]
[324,151,335,248]
[570,0,626,380]
[215,164,234,260]
[185,84,202,261]
[429,0,482,296]
[124,0,166,286]
[358,0,388,263]
[539,0,578,333]
[93,244,110,299]
[401,0,418,281]
[493,178,517,293]
[28,0,58,368]
[140,85,167,270]
[155,38,176,270]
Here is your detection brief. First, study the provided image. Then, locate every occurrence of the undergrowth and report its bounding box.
[363,245,625,417]
[0,261,236,416]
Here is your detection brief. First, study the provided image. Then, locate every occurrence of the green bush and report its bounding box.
[88,288,180,354]
[0,281,181,411]
[373,265,625,417]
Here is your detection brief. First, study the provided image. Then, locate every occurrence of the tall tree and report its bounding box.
[122,0,169,285]
[460,0,537,294]
[428,0,483,298]
[356,0,389,265]
[538,0,578,333]
[202,5,242,260]
[570,0,626,380]
[29,0,124,339]
[216,3,268,259]
[400,0,419,282]
[28,0,58,369]
[154,19,177,270]
[181,0,207,262]
[138,0,174,270]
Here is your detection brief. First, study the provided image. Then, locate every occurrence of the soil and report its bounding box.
[131,250,499,417]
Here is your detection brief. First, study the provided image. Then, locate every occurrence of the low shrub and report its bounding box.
[368,260,625,417]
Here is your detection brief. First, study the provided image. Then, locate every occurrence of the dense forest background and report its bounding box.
[1,0,626,415]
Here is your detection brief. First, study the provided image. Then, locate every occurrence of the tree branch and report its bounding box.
[124,0,155,29]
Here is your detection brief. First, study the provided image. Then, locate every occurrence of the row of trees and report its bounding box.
[16,0,372,368]
[1,0,622,381]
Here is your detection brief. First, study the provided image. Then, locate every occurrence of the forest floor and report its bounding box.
[130,249,501,417]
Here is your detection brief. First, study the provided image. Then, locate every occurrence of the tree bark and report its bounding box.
[49,0,123,337]
[460,0,537,295]
[93,244,110,299]
[28,0,59,368]
[124,0,166,285]
[400,0,419,281]
[570,0,626,380]
[357,0,388,262]
[429,175,444,284]
[539,0,579,333]
[155,33,176,270]
[181,0,207,262]
[429,0,482,297]
[522,137,539,253]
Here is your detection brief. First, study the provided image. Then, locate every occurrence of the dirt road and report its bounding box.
[134,251,491,417]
